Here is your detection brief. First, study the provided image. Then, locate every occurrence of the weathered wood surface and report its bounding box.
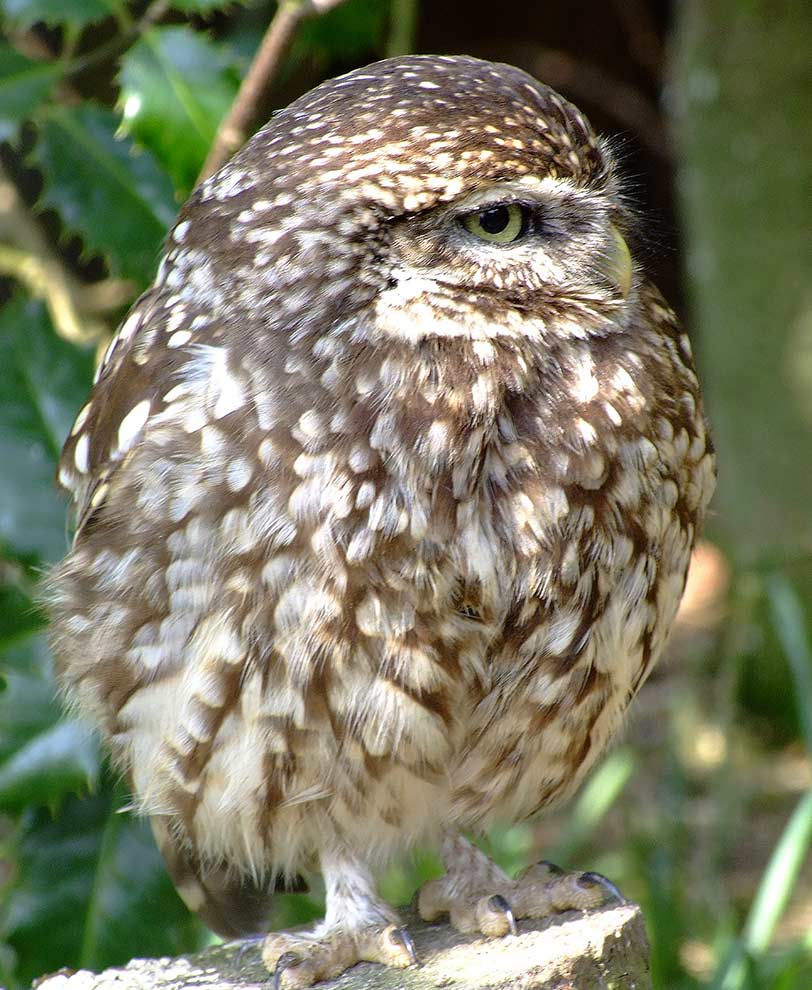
[35,903,651,990]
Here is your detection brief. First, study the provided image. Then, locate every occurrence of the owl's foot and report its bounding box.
[418,833,623,937]
[263,852,417,988]
[263,925,417,989]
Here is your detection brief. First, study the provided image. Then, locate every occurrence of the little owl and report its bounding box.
[49,55,715,986]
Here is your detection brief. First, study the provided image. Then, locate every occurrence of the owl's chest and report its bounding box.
[366,415,606,639]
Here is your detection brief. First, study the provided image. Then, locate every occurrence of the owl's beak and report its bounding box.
[605,225,633,298]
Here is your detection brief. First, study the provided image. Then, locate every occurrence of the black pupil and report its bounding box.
[478,206,511,234]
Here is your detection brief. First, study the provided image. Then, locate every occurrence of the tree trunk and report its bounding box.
[670,0,812,567]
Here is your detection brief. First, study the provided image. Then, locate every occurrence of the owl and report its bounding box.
[48,55,715,987]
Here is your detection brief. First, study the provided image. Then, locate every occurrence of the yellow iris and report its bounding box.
[462,203,525,244]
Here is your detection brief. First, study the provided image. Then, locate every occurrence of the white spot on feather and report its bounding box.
[571,354,600,402]
[117,400,151,454]
[168,330,192,348]
[74,434,90,473]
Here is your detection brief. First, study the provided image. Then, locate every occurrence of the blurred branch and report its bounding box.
[386,0,419,58]
[0,162,131,344]
[198,0,350,183]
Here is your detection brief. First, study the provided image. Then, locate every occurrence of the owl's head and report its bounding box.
[165,55,634,345]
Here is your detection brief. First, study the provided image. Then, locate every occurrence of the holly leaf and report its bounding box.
[0,634,60,763]
[0,561,45,649]
[1,789,204,987]
[0,0,109,30]
[0,713,101,812]
[295,0,388,61]
[32,103,177,284]
[118,26,241,195]
[0,297,94,563]
[169,0,244,12]
[0,42,60,141]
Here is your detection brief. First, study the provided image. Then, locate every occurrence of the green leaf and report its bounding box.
[766,575,812,756]
[0,718,100,811]
[0,42,60,141]
[33,103,176,284]
[711,789,812,990]
[118,26,241,195]
[551,747,635,863]
[295,0,389,61]
[0,565,46,651]
[169,0,243,12]
[743,789,812,956]
[0,636,63,768]
[0,0,109,30]
[0,296,94,563]
[2,789,204,987]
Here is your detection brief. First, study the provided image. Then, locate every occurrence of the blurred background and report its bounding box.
[0,1,810,987]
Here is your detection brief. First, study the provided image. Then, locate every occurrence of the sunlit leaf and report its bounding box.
[0,42,59,141]
[743,789,812,955]
[0,718,100,811]
[118,26,241,194]
[33,103,176,284]
[552,747,635,863]
[0,629,100,817]
[0,297,94,563]
[711,789,812,990]
[767,575,812,756]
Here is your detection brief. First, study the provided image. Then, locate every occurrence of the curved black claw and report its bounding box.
[231,933,264,969]
[536,859,565,876]
[579,871,627,906]
[488,894,518,936]
[273,950,303,990]
[388,925,420,966]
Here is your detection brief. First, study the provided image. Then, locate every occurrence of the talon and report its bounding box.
[488,894,517,936]
[233,934,264,969]
[536,859,565,876]
[578,871,627,905]
[273,951,303,990]
[388,926,420,966]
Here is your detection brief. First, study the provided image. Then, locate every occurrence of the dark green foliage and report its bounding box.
[118,27,242,196]
[0,0,109,31]
[4,787,200,987]
[0,1,810,988]
[0,297,95,560]
[33,105,176,283]
[0,43,59,139]
[0,4,400,984]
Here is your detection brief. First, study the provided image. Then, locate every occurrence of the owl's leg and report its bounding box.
[418,833,621,937]
[262,853,417,989]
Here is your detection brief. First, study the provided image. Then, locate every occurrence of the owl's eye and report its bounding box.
[460,203,527,244]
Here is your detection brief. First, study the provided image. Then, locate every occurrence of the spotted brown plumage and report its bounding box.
[48,54,715,985]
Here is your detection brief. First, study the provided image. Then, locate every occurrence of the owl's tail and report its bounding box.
[150,816,306,938]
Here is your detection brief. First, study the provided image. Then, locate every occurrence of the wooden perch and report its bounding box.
[34,903,651,990]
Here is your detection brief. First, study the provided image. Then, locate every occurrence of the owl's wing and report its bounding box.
[57,288,309,935]
[57,283,215,540]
